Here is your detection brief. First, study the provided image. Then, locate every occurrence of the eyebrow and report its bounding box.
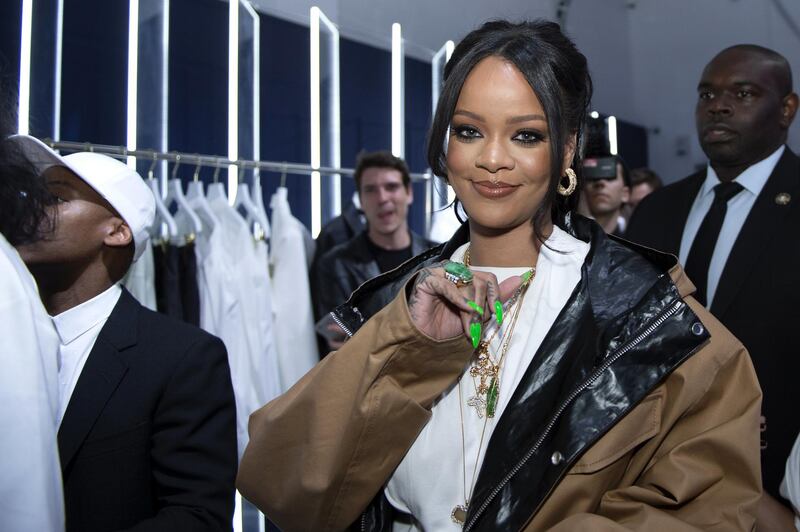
[46,179,76,189]
[453,109,546,124]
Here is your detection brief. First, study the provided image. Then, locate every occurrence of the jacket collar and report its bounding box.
[58,288,139,473]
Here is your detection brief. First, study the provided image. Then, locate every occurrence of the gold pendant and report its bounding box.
[451,504,468,525]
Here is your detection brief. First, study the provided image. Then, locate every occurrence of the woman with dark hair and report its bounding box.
[0,85,64,531]
[238,20,761,531]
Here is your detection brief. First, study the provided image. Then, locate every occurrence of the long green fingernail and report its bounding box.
[470,322,481,349]
[521,270,532,284]
[495,301,503,325]
[467,300,484,316]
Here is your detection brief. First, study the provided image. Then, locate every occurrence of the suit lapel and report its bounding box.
[58,289,139,471]
[711,149,800,318]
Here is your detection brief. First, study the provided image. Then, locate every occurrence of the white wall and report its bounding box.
[248,0,800,183]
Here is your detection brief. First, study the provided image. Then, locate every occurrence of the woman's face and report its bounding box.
[446,56,571,235]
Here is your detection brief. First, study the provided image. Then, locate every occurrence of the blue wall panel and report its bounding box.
[0,0,22,123]
[60,0,127,145]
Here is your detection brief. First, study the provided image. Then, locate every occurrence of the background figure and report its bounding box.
[626,44,800,526]
[581,155,631,236]
[310,150,433,352]
[628,167,662,214]
[0,89,64,532]
[12,136,237,532]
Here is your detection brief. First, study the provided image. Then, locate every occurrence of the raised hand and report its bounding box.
[407,261,525,345]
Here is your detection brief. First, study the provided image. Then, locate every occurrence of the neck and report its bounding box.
[467,220,549,267]
[593,210,620,234]
[367,225,411,250]
[712,142,783,182]
[31,262,116,315]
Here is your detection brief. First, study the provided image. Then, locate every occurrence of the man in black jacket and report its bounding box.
[13,135,237,532]
[626,44,799,528]
[311,151,433,351]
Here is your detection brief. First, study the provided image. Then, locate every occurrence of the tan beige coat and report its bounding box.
[238,265,762,531]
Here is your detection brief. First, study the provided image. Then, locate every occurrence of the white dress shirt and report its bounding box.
[122,244,156,311]
[384,226,590,530]
[781,432,800,531]
[52,283,122,425]
[679,145,784,307]
[0,235,64,532]
[209,189,281,459]
[270,187,319,391]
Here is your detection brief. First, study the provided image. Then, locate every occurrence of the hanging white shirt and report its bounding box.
[678,145,783,307]
[0,235,64,532]
[384,226,589,530]
[209,191,281,459]
[269,187,319,391]
[122,244,156,311]
[52,283,122,425]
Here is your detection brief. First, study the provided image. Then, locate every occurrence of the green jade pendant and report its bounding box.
[486,377,499,418]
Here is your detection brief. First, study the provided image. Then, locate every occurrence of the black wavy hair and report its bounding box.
[0,79,55,246]
[426,20,593,238]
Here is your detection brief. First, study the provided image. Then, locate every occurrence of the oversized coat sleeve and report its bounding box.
[236,288,473,531]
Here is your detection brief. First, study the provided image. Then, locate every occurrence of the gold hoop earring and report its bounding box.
[557,168,577,196]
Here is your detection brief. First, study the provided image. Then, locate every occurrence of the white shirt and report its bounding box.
[0,235,64,532]
[209,188,281,459]
[270,187,319,391]
[52,283,122,425]
[781,432,800,531]
[679,145,784,307]
[384,226,590,530]
[122,244,156,311]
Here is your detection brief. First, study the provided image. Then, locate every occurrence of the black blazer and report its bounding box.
[58,288,238,532]
[626,147,800,498]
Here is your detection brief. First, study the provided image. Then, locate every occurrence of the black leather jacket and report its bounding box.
[331,214,710,531]
[311,230,434,322]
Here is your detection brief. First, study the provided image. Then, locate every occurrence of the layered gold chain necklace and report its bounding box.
[451,248,535,526]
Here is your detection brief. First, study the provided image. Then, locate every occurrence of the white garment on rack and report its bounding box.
[269,187,318,390]
[187,193,226,336]
[209,187,280,459]
[0,234,64,532]
[122,244,156,311]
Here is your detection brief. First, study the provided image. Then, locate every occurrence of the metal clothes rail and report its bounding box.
[43,139,433,181]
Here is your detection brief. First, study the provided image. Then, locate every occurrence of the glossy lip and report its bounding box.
[472,180,519,199]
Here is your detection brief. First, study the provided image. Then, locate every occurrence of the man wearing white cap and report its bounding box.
[11,135,237,532]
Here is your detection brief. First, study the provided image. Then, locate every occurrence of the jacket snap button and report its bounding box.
[691,322,704,336]
[551,451,564,465]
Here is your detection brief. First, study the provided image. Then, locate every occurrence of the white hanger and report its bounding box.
[233,167,270,235]
[207,181,228,202]
[146,155,178,241]
[185,162,219,233]
[163,156,203,240]
[252,173,271,239]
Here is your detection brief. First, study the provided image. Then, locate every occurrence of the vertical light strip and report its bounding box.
[18,0,33,135]
[162,0,170,183]
[608,115,618,155]
[319,10,340,218]
[391,22,404,157]
[228,0,239,204]
[310,6,321,237]
[251,5,260,167]
[126,0,140,168]
[53,0,64,140]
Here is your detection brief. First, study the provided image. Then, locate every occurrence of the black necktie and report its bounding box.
[684,181,744,306]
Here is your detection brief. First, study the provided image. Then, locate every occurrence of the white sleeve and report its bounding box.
[0,238,64,531]
[780,431,800,530]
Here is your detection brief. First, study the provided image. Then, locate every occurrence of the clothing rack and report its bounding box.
[43,139,433,182]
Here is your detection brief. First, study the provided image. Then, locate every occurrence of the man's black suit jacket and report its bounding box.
[58,288,237,531]
[626,147,800,499]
